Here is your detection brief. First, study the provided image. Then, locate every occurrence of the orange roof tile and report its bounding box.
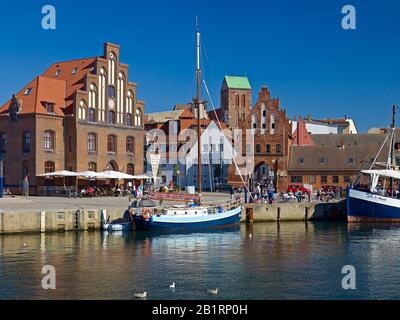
[0,76,66,116]
[42,57,98,114]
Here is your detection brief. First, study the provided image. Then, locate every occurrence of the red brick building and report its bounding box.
[219,76,292,192]
[0,43,145,194]
[288,133,391,191]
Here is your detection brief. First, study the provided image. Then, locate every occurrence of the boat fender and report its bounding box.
[142,208,151,220]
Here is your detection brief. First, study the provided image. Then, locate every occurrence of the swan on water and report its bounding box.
[134,291,148,298]
[207,288,219,295]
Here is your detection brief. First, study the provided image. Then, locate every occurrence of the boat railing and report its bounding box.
[135,199,242,217]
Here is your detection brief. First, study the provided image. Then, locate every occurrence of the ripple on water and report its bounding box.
[1,222,400,299]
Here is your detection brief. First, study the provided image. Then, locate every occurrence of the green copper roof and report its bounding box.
[224,76,251,90]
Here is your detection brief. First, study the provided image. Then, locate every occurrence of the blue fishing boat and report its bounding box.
[133,21,243,231]
[133,202,242,231]
[347,106,400,222]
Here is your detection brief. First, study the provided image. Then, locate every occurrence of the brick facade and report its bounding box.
[226,84,292,192]
[0,43,145,194]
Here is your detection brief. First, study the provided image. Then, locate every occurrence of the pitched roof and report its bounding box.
[0,76,66,116]
[316,118,349,125]
[311,134,385,147]
[41,57,97,114]
[145,110,186,123]
[0,57,97,117]
[223,76,251,90]
[289,144,388,171]
[289,134,393,171]
[207,108,224,122]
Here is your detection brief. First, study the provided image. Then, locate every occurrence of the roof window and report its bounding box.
[23,88,33,95]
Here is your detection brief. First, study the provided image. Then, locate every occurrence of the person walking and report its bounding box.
[230,185,235,201]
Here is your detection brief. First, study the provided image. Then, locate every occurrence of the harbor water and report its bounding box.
[1,222,400,300]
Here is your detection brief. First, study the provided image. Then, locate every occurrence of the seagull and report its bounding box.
[134,291,148,299]
[249,233,252,239]
[207,288,219,295]
[22,243,27,247]
[169,282,176,289]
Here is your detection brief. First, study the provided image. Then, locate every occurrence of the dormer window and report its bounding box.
[71,67,78,75]
[23,88,32,96]
[45,102,55,113]
[54,70,61,77]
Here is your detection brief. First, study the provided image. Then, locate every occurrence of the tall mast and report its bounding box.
[390,105,397,195]
[196,18,202,202]
[391,105,396,168]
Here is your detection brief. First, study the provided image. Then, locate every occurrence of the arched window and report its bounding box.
[88,83,97,109]
[88,108,96,122]
[127,163,134,175]
[22,131,30,152]
[276,144,281,154]
[126,91,134,126]
[44,130,55,150]
[108,85,116,98]
[78,100,87,120]
[135,108,142,127]
[126,136,135,153]
[117,73,125,124]
[98,68,106,122]
[125,113,133,127]
[107,135,117,153]
[44,161,55,173]
[108,110,116,124]
[87,133,97,152]
[88,162,97,172]
[108,53,116,85]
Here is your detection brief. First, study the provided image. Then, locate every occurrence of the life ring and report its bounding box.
[142,208,151,220]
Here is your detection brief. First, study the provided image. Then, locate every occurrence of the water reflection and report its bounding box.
[1,222,400,299]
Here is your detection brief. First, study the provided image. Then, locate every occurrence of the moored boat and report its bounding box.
[347,106,400,222]
[133,20,244,232]
[108,221,133,231]
[133,201,242,231]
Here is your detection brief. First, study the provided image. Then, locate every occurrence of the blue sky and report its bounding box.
[1,0,400,132]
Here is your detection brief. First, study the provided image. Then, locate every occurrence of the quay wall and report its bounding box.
[0,209,124,234]
[0,201,346,234]
[241,201,346,223]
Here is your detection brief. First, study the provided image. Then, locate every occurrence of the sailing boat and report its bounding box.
[347,106,400,222]
[133,22,242,231]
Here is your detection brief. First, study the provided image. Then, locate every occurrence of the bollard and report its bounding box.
[100,209,107,230]
[277,207,281,222]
